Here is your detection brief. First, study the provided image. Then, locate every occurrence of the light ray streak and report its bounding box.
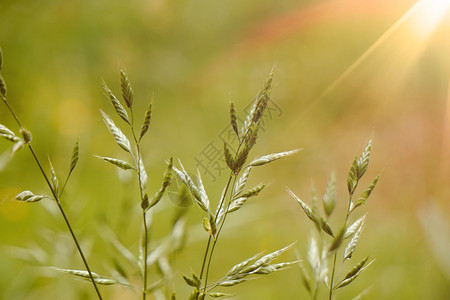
[305,1,422,113]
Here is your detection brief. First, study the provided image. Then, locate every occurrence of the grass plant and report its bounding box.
[173,71,300,299]
[0,48,104,299]
[0,45,380,299]
[287,139,379,299]
[95,71,174,299]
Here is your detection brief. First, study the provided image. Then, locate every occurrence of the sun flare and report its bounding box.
[410,0,450,38]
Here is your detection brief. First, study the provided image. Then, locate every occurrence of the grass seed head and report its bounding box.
[0,73,6,98]
[120,70,133,108]
[19,128,32,144]
[230,101,239,140]
[139,102,152,141]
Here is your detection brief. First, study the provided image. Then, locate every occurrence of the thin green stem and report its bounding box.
[198,173,234,282]
[30,145,103,300]
[199,236,212,279]
[213,174,234,228]
[328,252,338,300]
[328,180,359,300]
[129,117,150,300]
[1,95,22,127]
[142,211,148,300]
[1,95,103,299]
[197,120,258,298]
[313,287,318,300]
[59,166,76,197]
[202,175,237,296]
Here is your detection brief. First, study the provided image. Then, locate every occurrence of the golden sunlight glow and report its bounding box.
[309,0,450,108]
[410,0,450,38]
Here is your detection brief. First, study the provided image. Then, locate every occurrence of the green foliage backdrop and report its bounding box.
[1,0,450,299]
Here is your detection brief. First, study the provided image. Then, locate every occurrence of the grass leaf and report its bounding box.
[103,81,130,125]
[345,214,367,239]
[226,252,263,277]
[335,257,373,289]
[356,140,372,179]
[253,260,299,275]
[232,167,252,198]
[320,217,334,237]
[323,171,336,217]
[173,161,207,213]
[209,292,231,298]
[0,124,21,143]
[355,174,380,208]
[227,197,248,213]
[196,169,210,211]
[148,157,173,209]
[94,155,134,170]
[249,149,301,167]
[239,184,265,199]
[343,223,364,260]
[287,188,320,229]
[218,278,254,287]
[138,154,148,190]
[48,156,59,195]
[100,110,131,153]
[11,140,24,155]
[52,267,118,285]
[243,243,295,274]
[228,184,265,213]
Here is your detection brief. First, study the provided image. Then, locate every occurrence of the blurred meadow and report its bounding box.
[1,0,450,299]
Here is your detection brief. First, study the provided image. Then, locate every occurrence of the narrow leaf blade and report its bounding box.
[52,267,118,285]
[103,81,130,125]
[232,167,252,198]
[94,155,134,170]
[323,171,336,217]
[48,156,59,195]
[249,149,301,167]
[100,110,131,153]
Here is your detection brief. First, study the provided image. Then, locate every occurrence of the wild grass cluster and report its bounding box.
[0,47,379,299]
[287,139,379,299]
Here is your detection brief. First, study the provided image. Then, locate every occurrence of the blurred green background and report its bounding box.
[1,0,450,299]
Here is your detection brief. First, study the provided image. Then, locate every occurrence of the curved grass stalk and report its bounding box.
[198,113,263,297]
[1,93,103,300]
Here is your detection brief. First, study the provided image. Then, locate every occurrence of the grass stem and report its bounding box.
[143,211,148,300]
[328,182,358,300]
[1,95,103,300]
